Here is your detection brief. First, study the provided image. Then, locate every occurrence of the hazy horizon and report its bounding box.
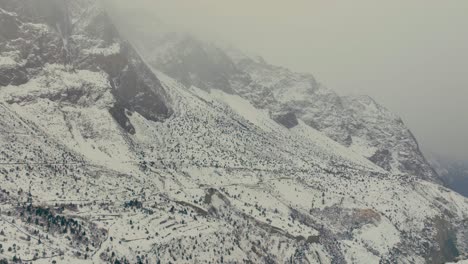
[108,0,468,161]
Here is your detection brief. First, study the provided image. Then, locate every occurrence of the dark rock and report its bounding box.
[109,104,135,135]
[369,149,392,172]
[272,111,299,129]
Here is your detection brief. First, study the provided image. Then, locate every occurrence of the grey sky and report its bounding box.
[108,0,468,160]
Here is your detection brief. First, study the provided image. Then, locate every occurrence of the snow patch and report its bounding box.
[348,136,378,158]
[291,121,383,171]
[341,240,380,264]
[83,42,121,56]
[354,218,400,255]
[209,89,278,132]
[0,56,17,69]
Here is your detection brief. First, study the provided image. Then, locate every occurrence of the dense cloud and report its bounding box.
[106,0,468,161]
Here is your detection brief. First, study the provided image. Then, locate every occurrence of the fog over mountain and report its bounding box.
[107,0,468,161]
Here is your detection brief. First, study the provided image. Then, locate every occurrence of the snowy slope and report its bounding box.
[128,30,439,182]
[0,1,467,264]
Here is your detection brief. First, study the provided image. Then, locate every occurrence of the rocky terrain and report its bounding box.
[0,0,467,263]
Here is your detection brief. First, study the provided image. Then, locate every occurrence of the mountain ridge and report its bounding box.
[123,28,439,182]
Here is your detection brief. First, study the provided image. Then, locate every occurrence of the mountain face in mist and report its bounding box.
[126,30,439,183]
[443,164,468,198]
[0,1,467,263]
[430,157,468,197]
[444,163,468,197]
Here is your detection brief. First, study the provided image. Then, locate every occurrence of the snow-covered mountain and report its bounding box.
[126,30,438,183]
[0,1,467,263]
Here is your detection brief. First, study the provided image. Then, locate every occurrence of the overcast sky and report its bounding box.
[109,0,468,161]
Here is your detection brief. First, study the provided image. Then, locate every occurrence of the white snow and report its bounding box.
[209,88,279,132]
[354,218,400,255]
[291,120,383,171]
[83,42,121,56]
[0,56,17,69]
[341,240,380,264]
[348,136,378,158]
